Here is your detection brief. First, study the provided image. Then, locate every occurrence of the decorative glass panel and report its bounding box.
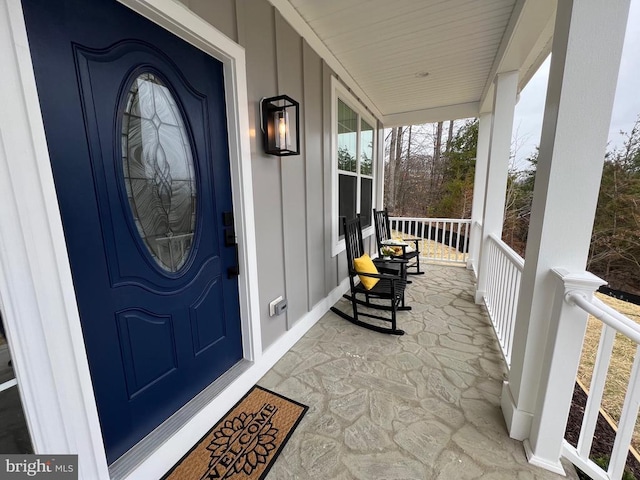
[360,119,374,176]
[121,73,196,272]
[337,99,357,172]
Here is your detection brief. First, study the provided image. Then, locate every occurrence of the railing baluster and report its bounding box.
[577,324,616,458]
[500,252,509,345]
[443,221,448,262]
[497,255,507,346]
[505,263,519,362]
[432,220,437,261]
[490,245,499,335]
[484,242,492,312]
[465,221,470,262]
[609,345,640,479]
[455,220,462,262]
[449,221,454,262]
[495,250,505,341]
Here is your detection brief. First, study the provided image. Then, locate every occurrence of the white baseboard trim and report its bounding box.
[524,439,566,476]
[474,289,485,305]
[123,277,351,480]
[501,381,533,441]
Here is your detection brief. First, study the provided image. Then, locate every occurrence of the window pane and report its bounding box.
[338,174,357,235]
[360,119,374,176]
[360,177,373,228]
[337,99,357,172]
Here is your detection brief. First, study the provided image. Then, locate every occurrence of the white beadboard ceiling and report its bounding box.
[274,0,556,125]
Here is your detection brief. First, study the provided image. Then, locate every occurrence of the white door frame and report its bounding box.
[0,0,261,478]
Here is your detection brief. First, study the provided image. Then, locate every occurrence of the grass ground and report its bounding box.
[577,293,640,451]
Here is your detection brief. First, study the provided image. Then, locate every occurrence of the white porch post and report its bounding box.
[467,112,492,275]
[524,270,605,474]
[501,0,631,454]
[474,71,518,304]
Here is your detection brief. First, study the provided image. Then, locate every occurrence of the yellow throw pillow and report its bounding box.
[353,253,379,290]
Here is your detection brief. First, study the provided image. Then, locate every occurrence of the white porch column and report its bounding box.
[524,270,605,474]
[474,71,518,304]
[467,112,492,275]
[501,0,631,449]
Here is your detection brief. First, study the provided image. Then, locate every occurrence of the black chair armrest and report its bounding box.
[354,270,402,281]
[374,257,408,265]
[402,238,420,249]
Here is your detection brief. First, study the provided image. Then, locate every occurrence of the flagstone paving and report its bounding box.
[258,264,579,479]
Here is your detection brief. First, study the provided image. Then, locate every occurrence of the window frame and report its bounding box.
[331,77,379,256]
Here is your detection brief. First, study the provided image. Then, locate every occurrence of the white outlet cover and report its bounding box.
[269,296,283,316]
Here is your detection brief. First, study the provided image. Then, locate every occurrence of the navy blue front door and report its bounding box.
[22,0,243,462]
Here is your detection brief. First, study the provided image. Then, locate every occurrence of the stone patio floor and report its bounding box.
[258,263,578,479]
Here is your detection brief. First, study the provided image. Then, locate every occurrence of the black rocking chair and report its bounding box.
[373,208,424,275]
[330,216,408,335]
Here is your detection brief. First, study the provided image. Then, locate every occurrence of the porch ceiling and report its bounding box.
[271,0,556,125]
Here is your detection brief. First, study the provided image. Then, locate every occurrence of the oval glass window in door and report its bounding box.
[121,73,197,272]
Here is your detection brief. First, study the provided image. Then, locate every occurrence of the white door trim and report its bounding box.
[0,0,260,478]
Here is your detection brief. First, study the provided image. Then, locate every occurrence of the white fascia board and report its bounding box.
[267,0,384,121]
[382,102,480,127]
[479,0,556,114]
[479,0,527,110]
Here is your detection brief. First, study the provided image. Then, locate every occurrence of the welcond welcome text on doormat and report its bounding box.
[164,386,308,480]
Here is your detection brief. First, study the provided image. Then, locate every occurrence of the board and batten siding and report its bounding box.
[178,0,380,349]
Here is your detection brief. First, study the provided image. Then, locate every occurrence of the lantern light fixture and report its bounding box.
[260,95,300,156]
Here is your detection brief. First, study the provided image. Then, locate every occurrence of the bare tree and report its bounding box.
[445,120,454,157]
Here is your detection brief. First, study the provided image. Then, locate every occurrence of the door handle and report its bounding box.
[228,243,239,279]
[222,211,234,227]
[224,227,236,247]
[223,225,239,278]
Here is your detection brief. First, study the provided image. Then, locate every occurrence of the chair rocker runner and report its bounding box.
[373,208,424,275]
[330,217,408,335]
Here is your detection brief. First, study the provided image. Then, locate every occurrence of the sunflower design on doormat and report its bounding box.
[201,404,279,480]
[163,386,308,480]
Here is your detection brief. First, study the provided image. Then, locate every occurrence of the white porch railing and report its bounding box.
[468,219,483,275]
[483,233,524,367]
[561,293,640,480]
[388,217,471,265]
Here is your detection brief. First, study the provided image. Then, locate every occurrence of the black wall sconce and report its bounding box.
[260,95,300,156]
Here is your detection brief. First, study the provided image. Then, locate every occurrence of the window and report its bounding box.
[331,78,378,256]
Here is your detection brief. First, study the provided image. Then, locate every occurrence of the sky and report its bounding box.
[511,0,640,171]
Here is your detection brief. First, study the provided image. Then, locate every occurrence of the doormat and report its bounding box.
[163,386,308,480]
